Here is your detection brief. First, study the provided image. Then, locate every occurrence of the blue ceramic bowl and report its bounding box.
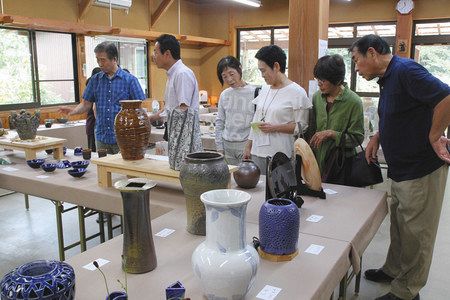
[74,147,83,156]
[56,160,71,169]
[71,160,89,169]
[26,159,45,169]
[41,163,57,172]
[68,168,86,178]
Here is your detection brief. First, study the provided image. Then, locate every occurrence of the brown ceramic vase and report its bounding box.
[233,160,261,189]
[114,100,151,160]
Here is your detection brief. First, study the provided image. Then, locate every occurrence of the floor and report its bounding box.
[0,173,449,300]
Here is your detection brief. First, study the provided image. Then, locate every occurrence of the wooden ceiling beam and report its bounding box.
[151,0,175,28]
[78,0,94,20]
[0,14,229,47]
[0,15,13,24]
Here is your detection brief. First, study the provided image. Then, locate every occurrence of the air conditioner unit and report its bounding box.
[94,0,132,10]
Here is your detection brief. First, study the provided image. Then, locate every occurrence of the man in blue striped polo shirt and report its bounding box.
[60,42,145,154]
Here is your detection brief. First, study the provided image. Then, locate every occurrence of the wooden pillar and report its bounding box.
[288,0,329,90]
[76,34,87,98]
[395,12,413,58]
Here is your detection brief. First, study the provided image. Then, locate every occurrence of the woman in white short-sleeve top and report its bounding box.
[243,45,312,174]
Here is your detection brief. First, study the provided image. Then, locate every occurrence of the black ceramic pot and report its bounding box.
[233,160,261,189]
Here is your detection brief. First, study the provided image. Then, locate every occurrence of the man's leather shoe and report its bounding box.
[364,268,394,283]
[375,292,420,300]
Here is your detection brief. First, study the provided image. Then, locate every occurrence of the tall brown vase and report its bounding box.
[114,100,151,160]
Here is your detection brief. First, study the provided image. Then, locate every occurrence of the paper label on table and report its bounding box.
[155,228,175,237]
[323,188,338,195]
[305,244,325,255]
[36,175,49,179]
[306,215,323,223]
[2,167,18,172]
[256,285,282,300]
[83,258,110,271]
[145,154,169,162]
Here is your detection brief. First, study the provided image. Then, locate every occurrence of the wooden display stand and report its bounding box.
[258,248,299,262]
[91,154,238,188]
[0,135,66,160]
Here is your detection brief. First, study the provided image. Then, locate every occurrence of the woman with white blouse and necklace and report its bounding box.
[243,45,312,174]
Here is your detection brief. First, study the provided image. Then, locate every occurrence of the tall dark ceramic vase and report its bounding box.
[259,198,300,256]
[114,100,151,160]
[114,178,157,273]
[179,151,230,235]
[0,260,75,300]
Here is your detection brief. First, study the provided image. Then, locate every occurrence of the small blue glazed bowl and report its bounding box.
[71,160,89,169]
[56,160,71,169]
[68,168,87,178]
[74,147,83,156]
[26,159,45,169]
[41,163,57,172]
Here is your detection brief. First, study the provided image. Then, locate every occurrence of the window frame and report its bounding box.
[0,27,79,111]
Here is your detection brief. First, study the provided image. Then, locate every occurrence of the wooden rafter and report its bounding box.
[0,13,229,47]
[78,0,94,20]
[151,0,175,28]
[0,15,13,24]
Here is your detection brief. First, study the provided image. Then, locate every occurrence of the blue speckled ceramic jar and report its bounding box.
[0,260,75,300]
[192,189,259,300]
[259,198,300,255]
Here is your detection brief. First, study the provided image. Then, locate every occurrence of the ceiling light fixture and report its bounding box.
[232,0,261,8]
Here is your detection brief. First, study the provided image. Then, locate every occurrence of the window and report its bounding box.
[412,20,450,85]
[237,27,287,85]
[0,27,78,110]
[85,36,149,96]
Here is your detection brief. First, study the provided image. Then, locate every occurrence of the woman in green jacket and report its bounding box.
[309,54,364,177]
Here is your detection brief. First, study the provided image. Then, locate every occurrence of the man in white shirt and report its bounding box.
[150,34,203,169]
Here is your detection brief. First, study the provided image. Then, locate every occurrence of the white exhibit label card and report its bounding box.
[145,154,169,161]
[36,175,49,179]
[308,80,319,99]
[305,244,325,255]
[2,167,18,172]
[318,39,328,58]
[306,215,324,223]
[323,188,338,195]
[83,258,110,271]
[155,228,175,238]
[256,285,282,300]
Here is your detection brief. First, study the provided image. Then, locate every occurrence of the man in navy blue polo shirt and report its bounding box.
[60,42,145,154]
[350,34,450,300]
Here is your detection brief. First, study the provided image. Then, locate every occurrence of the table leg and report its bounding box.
[98,212,106,243]
[53,146,64,160]
[355,256,362,294]
[97,165,112,187]
[338,270,348,300]
[77,206,87,252]
[24,149,36,160]
[24,194,30,210]
[53,200,65,261]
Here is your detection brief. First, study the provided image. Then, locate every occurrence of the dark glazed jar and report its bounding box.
[233,160,261,189]
[179,151,230,235]
[114,100,151,160]
[259,198,299,255]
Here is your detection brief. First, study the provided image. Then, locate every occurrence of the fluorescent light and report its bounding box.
[232,0,261,7]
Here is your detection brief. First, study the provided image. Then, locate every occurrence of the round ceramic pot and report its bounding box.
[114,100,151,160]
[179,152,230,235]
[192,189,259,300]
[106,291,127,300]
[259,198,299,255]
[10,110,40,140]
[233,160,261,189]
[115,178,157,274]
[0,260,75,300]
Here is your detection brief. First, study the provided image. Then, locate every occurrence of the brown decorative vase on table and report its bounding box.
[179,151,230,235]
[233,159,261,189]
[9,109,40,140]
[114,100,150,160]
[114,178,157,274]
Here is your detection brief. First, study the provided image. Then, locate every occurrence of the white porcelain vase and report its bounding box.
[192,189,259,300]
